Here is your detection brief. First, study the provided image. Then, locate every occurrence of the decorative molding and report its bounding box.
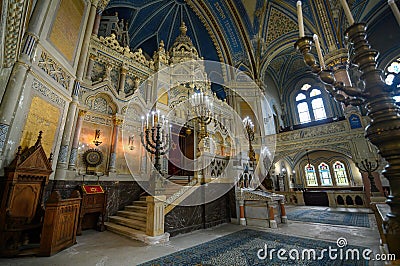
[32,79,66,108]
[83,113,112,126]
[38,52,71,90]
[3,0,25,67]
[96,34,154,69]
[0,124,10,150]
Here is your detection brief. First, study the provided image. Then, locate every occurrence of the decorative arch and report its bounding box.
[85,92,118,114]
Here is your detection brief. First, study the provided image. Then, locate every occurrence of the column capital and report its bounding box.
[120,67,128,75]
[324,48,349,71]
[113,117,124,126]
[89,53,97,60]
[78,109,87,117]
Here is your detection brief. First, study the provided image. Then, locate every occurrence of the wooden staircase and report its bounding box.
[104,176,198,243]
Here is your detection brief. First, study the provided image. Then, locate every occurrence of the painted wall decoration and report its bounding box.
[20,96,61,156]
[78,121,112,174]
[49,0,85,62]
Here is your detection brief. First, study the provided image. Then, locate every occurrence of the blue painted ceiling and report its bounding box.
[105,0,219,62]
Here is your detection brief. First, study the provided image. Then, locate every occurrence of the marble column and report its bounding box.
[109,118,123,173]
[85,54,96,81]
[118,67,127,94]
[239,200,246,225]
[0,0,50,166]
[76,1,98,81]
[68,110,87,170]
[55,0,98,180]
[325,49,359,116]
[92,9,102,36]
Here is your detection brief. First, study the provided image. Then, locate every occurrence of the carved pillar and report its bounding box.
[85,54,96,81]
[0,0,51,167]
[146,195,166,237]
[55,0,98,180]
[118,67,127,94]
[109,117,123,173]
[92,9,102,36]
[68,110,87,170]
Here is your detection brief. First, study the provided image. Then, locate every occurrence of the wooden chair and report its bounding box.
[0,132,52,257]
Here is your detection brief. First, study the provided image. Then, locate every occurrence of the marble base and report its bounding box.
[281,215,288,224]
[269,219,278,228]
[144,233,170,245]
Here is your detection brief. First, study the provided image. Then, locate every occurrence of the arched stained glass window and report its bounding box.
[318,162,332,186]
[296,85,327,124]
[333,161,349,186]
[310,89,321,97]
[311,98,327,120]
[305,164,318,186]
[297,102,311,123]
[296,93,306,101]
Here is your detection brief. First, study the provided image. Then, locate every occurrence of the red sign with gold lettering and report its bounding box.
[82,185,104,194]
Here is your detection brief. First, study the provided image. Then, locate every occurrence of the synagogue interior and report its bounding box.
[0,0,399,265]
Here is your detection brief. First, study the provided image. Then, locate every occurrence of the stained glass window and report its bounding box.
[305,164,318,186]
[311,98,327,120]
[333,161,349,186]
[296,85,327,124]
[297,102,311,123]
[318,162,332,186]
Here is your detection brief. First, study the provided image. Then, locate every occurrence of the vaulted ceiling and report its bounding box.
[103,0,399,100]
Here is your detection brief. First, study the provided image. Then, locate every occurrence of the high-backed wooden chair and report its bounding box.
[0,132,52,257]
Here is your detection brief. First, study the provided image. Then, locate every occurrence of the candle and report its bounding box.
[151,111,155,127]
[296,1,305,37]
[313,34,326,69]
[339,0,355,25]
[141,116,144,128]
[389,0,400,26]
[146,113,149,129]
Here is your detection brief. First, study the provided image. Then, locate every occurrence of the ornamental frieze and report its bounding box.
[32,79,66,108]
[38,52,71,90]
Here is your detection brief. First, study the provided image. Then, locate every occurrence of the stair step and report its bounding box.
[132,200,147,207]
[125,205,147,213]
[105,222,147,242]
[109,216,146,231]
[171,180,189,185]
[140,196,148,201]
[117,210,147,221]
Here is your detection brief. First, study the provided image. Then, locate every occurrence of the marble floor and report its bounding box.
[0,206,383,266]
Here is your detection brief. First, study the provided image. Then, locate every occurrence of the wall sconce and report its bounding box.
[93,129,102,146]
[128,135,135,150]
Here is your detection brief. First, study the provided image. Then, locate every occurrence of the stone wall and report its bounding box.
[165,192,231,237]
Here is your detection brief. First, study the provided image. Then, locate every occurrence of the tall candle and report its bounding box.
[339,0,355,25]
[141,116,144,128]
[297,1,305,37]
[313,34,326,69]
[146,113,149,129]
[389,0,400,26]
[151,111,155,127]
